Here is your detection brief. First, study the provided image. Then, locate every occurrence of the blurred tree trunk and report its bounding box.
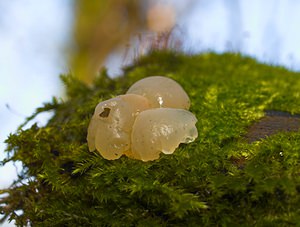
[71,0,144,84]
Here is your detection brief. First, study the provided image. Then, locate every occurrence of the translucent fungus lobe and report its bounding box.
[131,108,198,161]
[87,94,150,160]
[126,76,191,109]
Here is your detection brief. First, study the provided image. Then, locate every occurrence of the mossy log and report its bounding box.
[1,51,300,226]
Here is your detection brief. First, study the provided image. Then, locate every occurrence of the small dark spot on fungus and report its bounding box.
[99,108,111,118]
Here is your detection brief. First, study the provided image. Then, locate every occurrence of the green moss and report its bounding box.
[1,51,300,226]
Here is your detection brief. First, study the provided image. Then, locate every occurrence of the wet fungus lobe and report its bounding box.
[126,76,191,109]
[131,108,198,161]
[87,76,198,161]
[87,94,150,160]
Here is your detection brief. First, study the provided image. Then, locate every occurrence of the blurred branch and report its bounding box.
[71,0,143,84]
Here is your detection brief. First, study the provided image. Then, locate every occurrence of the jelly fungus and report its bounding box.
[87,76,198,161]
[87,94,150,160]
[131,108,198,161]
[126,76,190,109]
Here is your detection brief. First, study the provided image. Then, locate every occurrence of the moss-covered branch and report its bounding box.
[1,51,300,226]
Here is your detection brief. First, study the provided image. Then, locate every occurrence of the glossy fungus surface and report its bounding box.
[126,76,191,109]
[131,108,198,161]
[87,76,198,161]
[87,94,150,160]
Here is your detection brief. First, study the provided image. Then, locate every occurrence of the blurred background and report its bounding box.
[1,0,300,225]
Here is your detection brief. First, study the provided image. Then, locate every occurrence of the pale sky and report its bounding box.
[1,0,300,225]
[0,1,72,225]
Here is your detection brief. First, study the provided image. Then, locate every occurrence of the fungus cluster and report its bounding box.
[87,76,198,161]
